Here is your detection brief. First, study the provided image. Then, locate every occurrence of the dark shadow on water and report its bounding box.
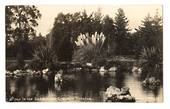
[6,69,162,102]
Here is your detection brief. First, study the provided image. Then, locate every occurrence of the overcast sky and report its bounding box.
[36,5,162,36]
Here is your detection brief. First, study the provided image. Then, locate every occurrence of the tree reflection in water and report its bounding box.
[6,68,162,102]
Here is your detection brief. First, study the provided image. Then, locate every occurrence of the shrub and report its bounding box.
[140,46,162,80]
[73,32,106,64]
[6,63,19,71]
[31,45,57,70]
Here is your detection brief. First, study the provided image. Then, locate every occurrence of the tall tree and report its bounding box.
[137,12,163,50]
[114,8,130,55]
[50,11,102,61]
[51,13,74,61]
[102,15,116,55]
[135,11,163,79]
[92,8,103,33]
[6,5,41,67]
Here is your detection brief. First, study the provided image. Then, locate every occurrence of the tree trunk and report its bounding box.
[16,40,25,69]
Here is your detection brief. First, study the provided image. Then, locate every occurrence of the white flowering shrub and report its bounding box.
[73,32,106,64]
[75,32,105,47]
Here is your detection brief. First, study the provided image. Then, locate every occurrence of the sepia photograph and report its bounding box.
[5,5,163,102]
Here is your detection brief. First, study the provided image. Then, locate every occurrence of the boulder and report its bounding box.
[142,77,161,90]
[105,86,135,102]
[132,66,142,77]
[99,66,107,76]
[108,66,117,77]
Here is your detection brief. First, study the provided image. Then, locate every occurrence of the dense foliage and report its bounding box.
[6,5,41,67]
[6,7,163,80]
[138,12,163,80]
[31,44,57,70]
[73,32,106,64]
[114,8,131,55]
[49,10,115,61]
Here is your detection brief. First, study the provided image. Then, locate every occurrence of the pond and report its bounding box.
[6,71,163,102]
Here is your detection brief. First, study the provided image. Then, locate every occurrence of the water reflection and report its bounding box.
[79,69,101,99]
[6,71,163,102]
[124,74,163,102]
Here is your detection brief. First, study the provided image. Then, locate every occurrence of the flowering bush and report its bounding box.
[73,32,106,64]
[75,32,105,47]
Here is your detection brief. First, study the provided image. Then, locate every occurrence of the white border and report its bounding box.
[0,0,170,109]
[0,0,165,5]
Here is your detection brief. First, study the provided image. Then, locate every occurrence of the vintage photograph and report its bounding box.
[5,5,163,102]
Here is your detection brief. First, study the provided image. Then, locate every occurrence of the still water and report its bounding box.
[6,72,163,102]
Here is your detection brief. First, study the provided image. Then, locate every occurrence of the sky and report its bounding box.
[36,5,162,36]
